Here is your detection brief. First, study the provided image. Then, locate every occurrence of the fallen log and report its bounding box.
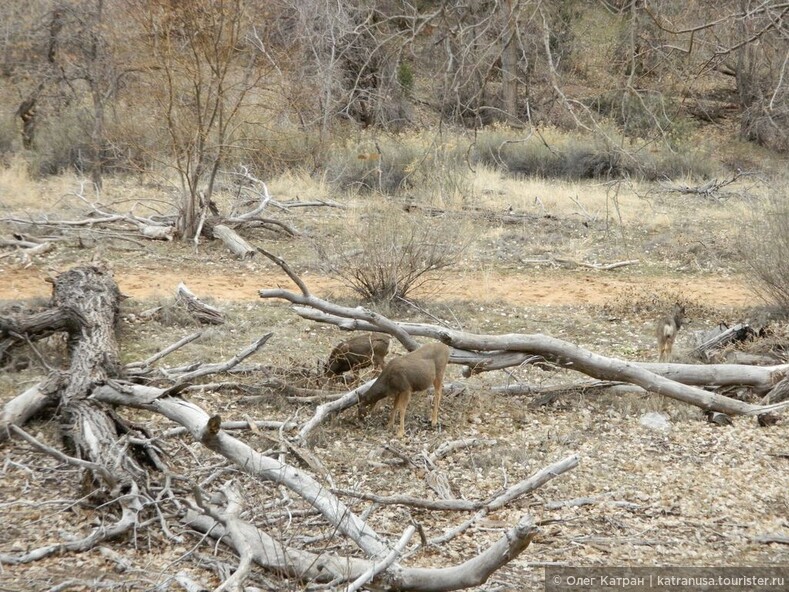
[0,265,157,493]
[257,252,789,418]
[287,307,788,393]
[175,283,225,325]
[692,323,754,361]
[212,224,256,259]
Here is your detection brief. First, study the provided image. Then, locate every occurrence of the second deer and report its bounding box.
[358,342,450,438]
[325,333,390,377]
[656,304,687,362]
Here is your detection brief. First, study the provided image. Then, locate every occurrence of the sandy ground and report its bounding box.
[0,265,754,307]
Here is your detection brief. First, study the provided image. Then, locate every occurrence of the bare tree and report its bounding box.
[139,0,264,239]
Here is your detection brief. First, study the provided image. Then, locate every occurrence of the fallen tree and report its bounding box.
[257,249,789,434]
[0,264,569,590]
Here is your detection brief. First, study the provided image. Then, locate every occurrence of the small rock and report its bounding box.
[639,412,671,432]
[705,411,733,426]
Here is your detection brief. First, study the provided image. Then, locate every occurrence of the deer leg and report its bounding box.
[389,390,411,438]
[401,391,413,438]
[431,375,443,428]
[664,335,676,361]
[387,394,399,430]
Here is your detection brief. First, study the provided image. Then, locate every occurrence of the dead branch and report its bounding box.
[289,306,788,390]
[165,333,272,385]
[211,224,256,259]
[296,378,377,443]
[160,419,298,438]
[0,374,64,443]
[9,424,116,486]
[194,484,255,592]
[91,381,391,558]
[691,323,752,361]
[660,171,743,199]
[0,306,75,364]
[183,505,538,590]
[331,489,482,511]
[428,438,498,463]
[258,247,421,351]
[256,257,789,417]
[753,534,789,545]
[545,496,641,510]
[0,237,54,263]
[347,526,416,592]
[175,283,225,325]
[520,257,640,270]
[257,376,340,399]
[125,330,203,374]
[419,455,578,550]
[763,375,789,404]
[492,380,621,397]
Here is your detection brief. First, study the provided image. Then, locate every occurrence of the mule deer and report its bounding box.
[656,304,687,362]
[325,333,390,377]
[358,342,450,438]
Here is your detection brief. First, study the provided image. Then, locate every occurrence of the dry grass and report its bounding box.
[1,159,788,590]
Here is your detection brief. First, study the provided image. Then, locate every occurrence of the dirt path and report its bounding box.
[1,265,755,307]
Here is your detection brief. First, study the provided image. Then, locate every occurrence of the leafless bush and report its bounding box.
[316,204,474,304]
[746,184,789,311]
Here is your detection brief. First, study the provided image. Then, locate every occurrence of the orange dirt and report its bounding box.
[1,265,755,307]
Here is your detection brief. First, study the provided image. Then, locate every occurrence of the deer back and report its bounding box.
[358,342,449,411]
[326,333,390,375]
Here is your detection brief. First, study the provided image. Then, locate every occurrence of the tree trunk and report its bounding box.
[16,266,153,493]
[499,0,519,122]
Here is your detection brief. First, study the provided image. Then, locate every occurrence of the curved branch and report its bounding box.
[92,382,390,558]
[257,273,789,417]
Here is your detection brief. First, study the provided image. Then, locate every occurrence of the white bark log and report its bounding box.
[212,224,256,259]
[287,307,789,391]
[91,383,390,558]
[183,508,537,591]
[139,224,174,240]
[257,285,789,417]
[0,377,62,442]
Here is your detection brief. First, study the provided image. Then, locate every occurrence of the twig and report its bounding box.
[160,419,297,439]
[753,533,789,545]
[331,489,481,511]
[9,424,117,487]
[296,379,377,444]
[257,247,312,296]
[419,454,579,550]
[345,525,416,592]
[428,438,498,463]
[171,333,272,385]
[126,331,203,371]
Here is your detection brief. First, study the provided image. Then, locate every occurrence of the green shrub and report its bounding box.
[397,62,414,97]
[474,130,563,177]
